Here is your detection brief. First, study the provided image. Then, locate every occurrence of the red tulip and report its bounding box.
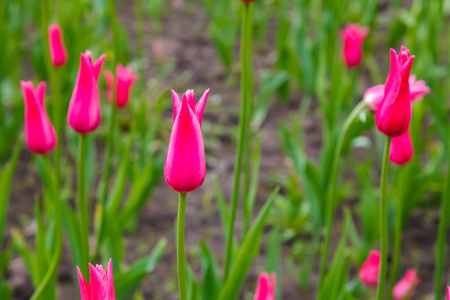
[104,65,138,108]
[48,24,68,68]
[164,89,209,193]
[20,81,57,155]
[390,131,413,165]
[340,24,369,68]
[359,250,380,287]
[68,51,106,134]
[254,272,276,300]
[375,46,415,137]
[392,269,420,300]
[77,259,116,300]
[364,75,430,112]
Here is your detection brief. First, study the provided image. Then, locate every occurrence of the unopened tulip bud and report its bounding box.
[392,269,420,300]
[104,65,138,108]
[340,24,369,68]
[48,24,68,67]
[20,81,57,155]
[390,131,413,165]
[254,272,276,300]
[359,250,380,287]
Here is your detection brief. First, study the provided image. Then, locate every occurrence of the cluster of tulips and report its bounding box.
[6,0,450,299]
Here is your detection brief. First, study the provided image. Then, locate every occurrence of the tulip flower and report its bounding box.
[359,250,380,287]
[20,81,57,155]
[375,46,415,137]
[254,272,276,300]
[77,259,116,300]
[447,285,450,300]
[340,24,369,68]
[68,51,106,134]
[48,24,68,68]
[392,269,420,300]
[165,89,209,193]
[390,131,413,165]
[363,75,430,112]
[104,65,138,108]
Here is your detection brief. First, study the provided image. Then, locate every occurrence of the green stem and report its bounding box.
[387,169,406,300]
[376,137,392,300]
[317,100,367,293]
[434,137,450,300]
[95,0,121,256]
[177,193,187,300]
[223,2,252,281]
[41,0,62,184]
[77,134,89,278]
[30,156,63,300]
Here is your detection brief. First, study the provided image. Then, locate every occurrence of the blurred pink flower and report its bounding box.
[390,131,413,165]
[340,24,369,68]
[20,81,57,155]
[254,272,276,300]
[359,250,380,287]
[392,269,420,300]
[48,24,68,67]
[104,65,138,108]
[77,259,116,300]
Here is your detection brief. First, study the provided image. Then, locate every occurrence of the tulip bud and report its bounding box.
[20,81,57,155]
[104,65,138,108]
[447,285,450,300]
[390,131,413,165]
[164,89,209,193]
[340,24,369,68]
[359,250,380,287]
[364,75,430,113]
[375,46,415,137]
[68,51,106,134]
[254,272,276,300]
[77,259,116,300]
[48,24,68,68]
[392,269,420,300]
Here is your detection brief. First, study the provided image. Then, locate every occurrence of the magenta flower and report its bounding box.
[164,89,209,193]
[68,50,106,134]
[392,269,420,300]
[77,259,116,300]
[447,285,450,300]
[48,24,68,68]
[340,24,369,68]
[104,65,138,108]
[390,131,413,165]
[254,272,276,300]
[375,46,415,137]
[364,75,430,112]
[20,81,57,155]
[359,250,380,287]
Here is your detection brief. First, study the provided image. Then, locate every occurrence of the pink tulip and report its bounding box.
[358,250,380,287]
[77,259,116,300]
[48,24,68,68]
[340,24,369,68]
[20,81,57,155]
[164,89,209,193]
[104,65,138,108]
[364,75,430,112]
[390,131,413,165]
[392,269,420,300]
[375,46,415,137]
[447,285,450,300]
[254,272,276,300]
[68,51,106,134]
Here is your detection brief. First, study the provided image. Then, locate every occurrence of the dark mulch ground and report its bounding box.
[3,1,447,299]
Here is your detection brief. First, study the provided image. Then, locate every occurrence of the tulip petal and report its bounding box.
[195,88,210,127]
[171,90,181,123]
[93,54,106,82]
[77,266,91,300]
[106,259,116,300]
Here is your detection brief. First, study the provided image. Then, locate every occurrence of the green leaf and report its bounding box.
[218,187,279,300]
[61,201,82,267]
[200,241,221,300]
[114,238,167,300]
[213,175,230,240]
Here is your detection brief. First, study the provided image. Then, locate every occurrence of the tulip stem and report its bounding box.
[317,100,367,293]
[177,192,187,300]
[434,137,450,300]
[77,134,90,278]
[387,169,406,300]
[30,156,63,300]
[224,1,253,281]
[376,137,392,300]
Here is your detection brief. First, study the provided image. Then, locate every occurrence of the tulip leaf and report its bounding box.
[200,240,221,300]
[213,175,230,240]
[61,201,82,268]
[114,238,167,300]
[218,187,279,300]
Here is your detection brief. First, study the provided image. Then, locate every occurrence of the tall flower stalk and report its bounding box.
[224,0,254,280]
